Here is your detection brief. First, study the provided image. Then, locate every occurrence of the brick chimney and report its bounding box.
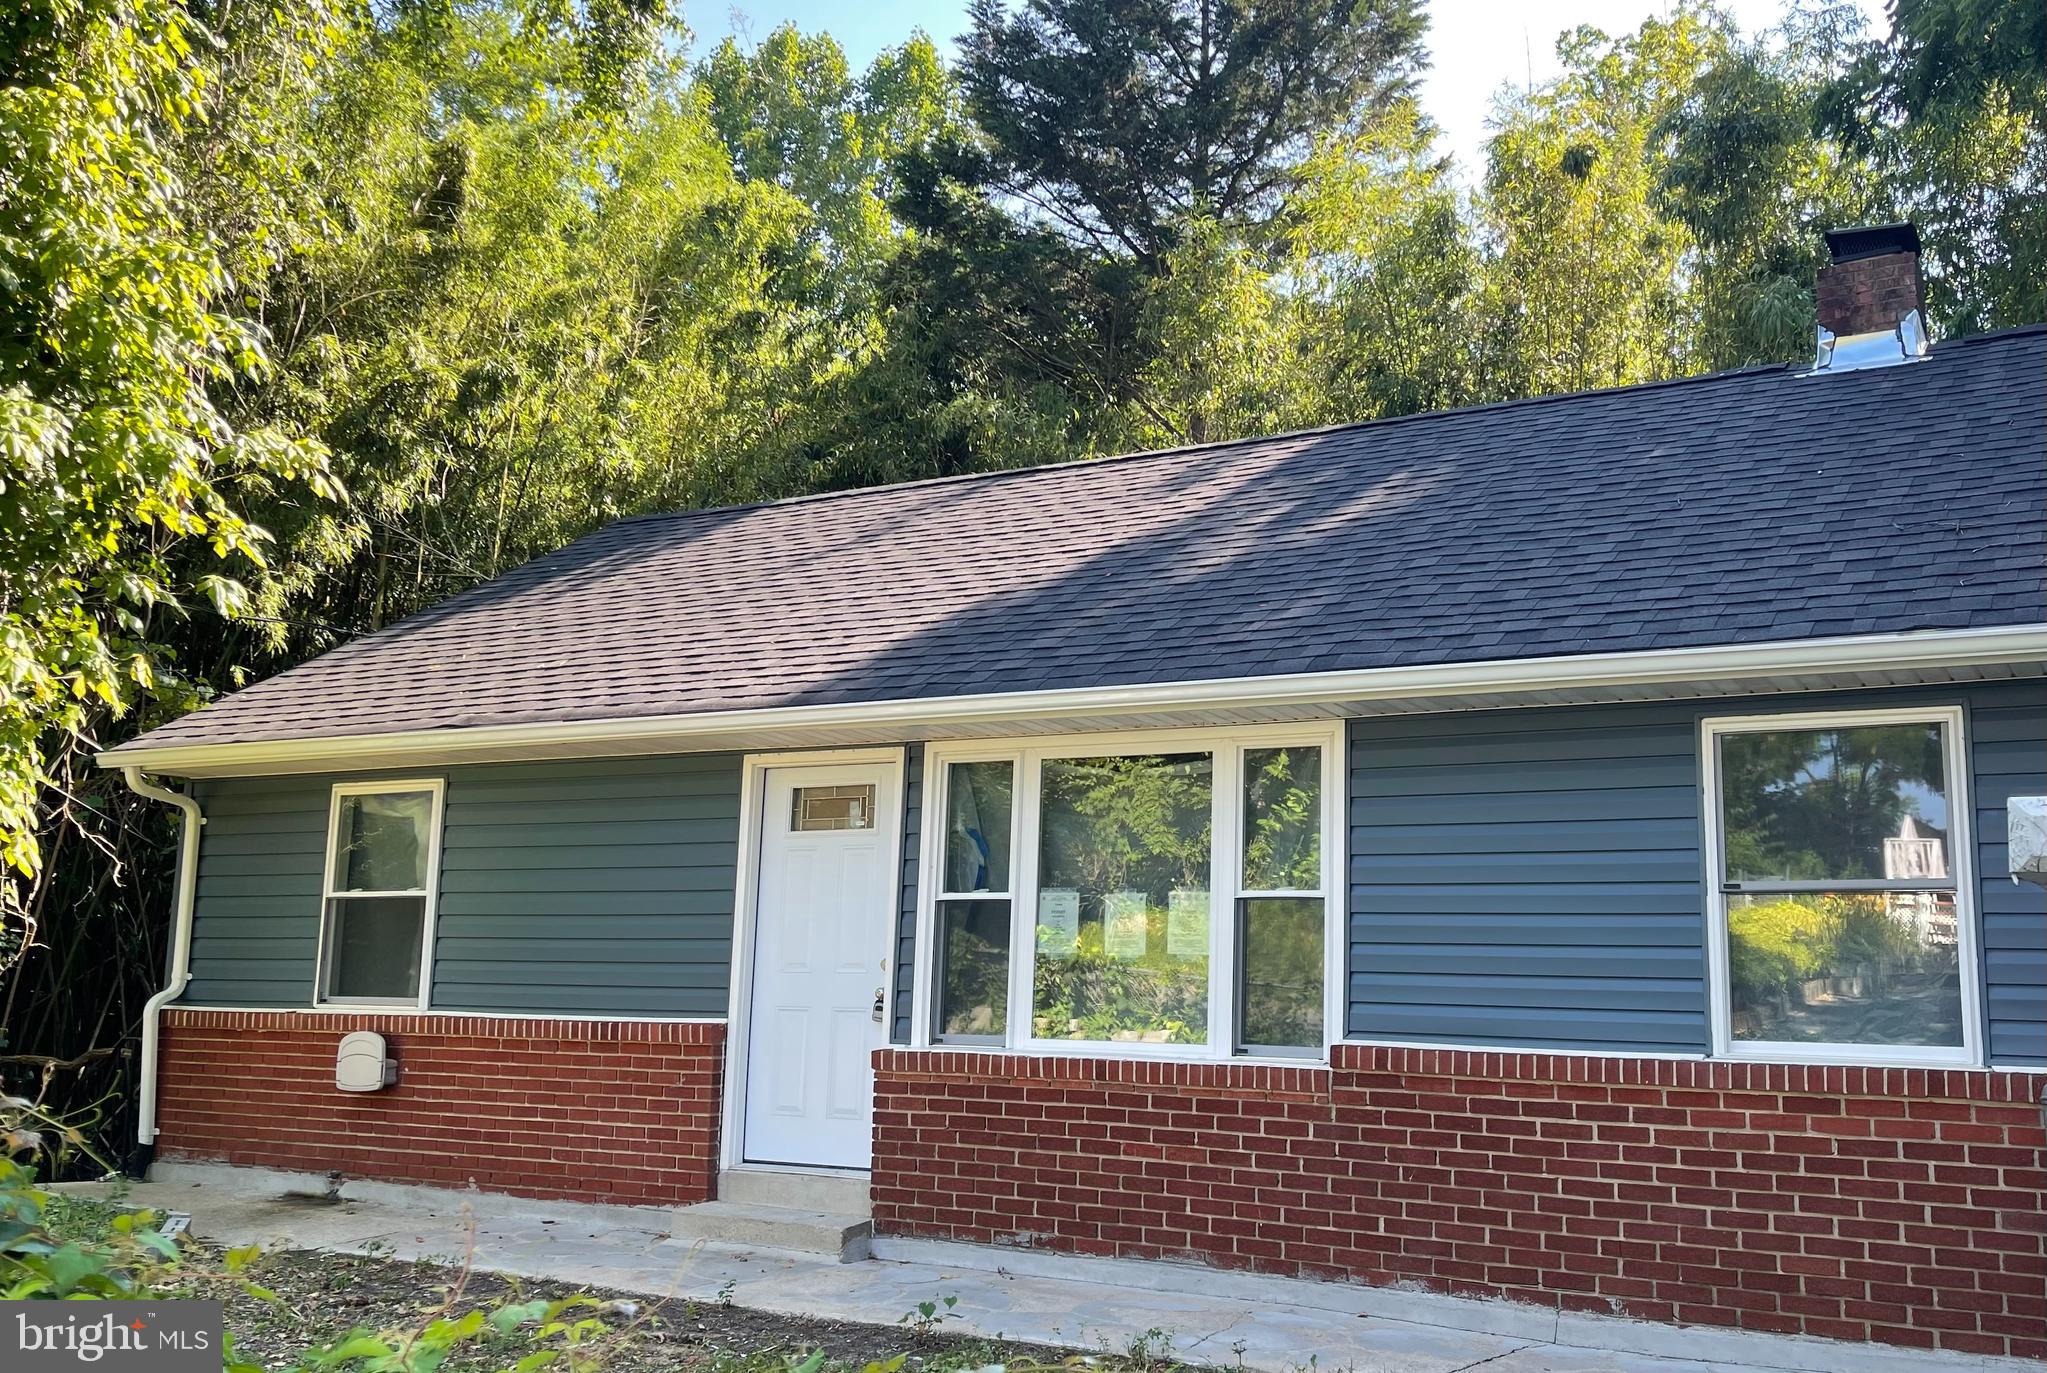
[1812,223,1929,371]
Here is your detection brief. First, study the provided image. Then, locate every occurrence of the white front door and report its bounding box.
[742,762,897,1170]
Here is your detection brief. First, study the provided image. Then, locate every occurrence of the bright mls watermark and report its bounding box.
[3,1301,221,1372]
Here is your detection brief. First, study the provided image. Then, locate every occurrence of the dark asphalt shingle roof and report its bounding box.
[118,326,2047,752]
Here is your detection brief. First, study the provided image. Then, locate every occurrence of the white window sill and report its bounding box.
[918,1041,1330,1069]
[1719,1043,1982,1070]
[1334,1035,1993,1072]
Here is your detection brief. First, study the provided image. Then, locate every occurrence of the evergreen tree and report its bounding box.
[956,0,1430,264]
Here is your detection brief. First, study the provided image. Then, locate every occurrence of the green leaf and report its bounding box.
[311,1332,395,1364]
[41,1244,102,1295]
[490,1299,550,1333]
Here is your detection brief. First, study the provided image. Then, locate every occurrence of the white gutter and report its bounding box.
[120,766,203,1148]
[93,623,2047,778]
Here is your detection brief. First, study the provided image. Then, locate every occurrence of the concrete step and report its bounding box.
[717,1168,869,1215]
[665,1200,872,1262]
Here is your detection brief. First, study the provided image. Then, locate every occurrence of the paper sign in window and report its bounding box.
[1036,888,1080,956]
[1103,891,1149,959]
[1167,889,1209,958]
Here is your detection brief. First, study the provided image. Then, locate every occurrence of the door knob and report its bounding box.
[871,987,886,1023]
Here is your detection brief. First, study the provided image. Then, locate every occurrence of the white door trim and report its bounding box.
[719,747,907,1176]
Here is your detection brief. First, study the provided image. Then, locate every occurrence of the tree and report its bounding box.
[1658,6,1881,366]
[792,128,1154,483]
[0,0,860,1165]
[1879,0,2044,124]
[1822,0,2046,332]
[1285,106,1488,419]
[207,1,852,651]
[956,0,1429,265]
[1135,217,1308,444]
[696,26,955,338]
[0,0,338,920]
[0,0,343,1163]
[843,0,1435,468]
[1477,8,1724,397]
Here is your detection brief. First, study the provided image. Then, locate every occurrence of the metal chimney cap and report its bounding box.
[1823,222,1922,263]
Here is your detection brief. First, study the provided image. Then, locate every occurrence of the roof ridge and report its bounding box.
[606,362,1788,529]
[604,323,2045,531]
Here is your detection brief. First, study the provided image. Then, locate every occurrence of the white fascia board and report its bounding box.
[94,623,2047,778]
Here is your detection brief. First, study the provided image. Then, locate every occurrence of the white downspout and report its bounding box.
[120,765,202,1147]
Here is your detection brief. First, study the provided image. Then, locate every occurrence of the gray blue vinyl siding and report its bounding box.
[185,754,741,1015]
[180,680,2043,1059]
[1347,681,2047,1066]
[1348,704,1711,1052]
[185,777,332,1005]
[892,744,924,1044]
[430,756,740,1013]
[1970,681,2047,1063]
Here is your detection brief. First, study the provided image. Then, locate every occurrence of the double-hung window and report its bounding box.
[922,727,1340,1058]
[1703,708,1978,1065]
[317,780,445,1006]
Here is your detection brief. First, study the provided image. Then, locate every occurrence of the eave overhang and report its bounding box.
[95,624,2047,779]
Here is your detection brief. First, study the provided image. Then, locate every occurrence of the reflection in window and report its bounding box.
[944,762,1012,892]
[1034,754,1212,1045]
[323,786,438,1004]
[1242,747,1322,891]
[1720,724,1948,882]
[933,761,1016,1042]
[1726,892,1961,1047]
[1240,898,1322,1049]
[1716,719,1964,1052]
[792,784,876,831]
[333,790,432,892]
[1239,747,1323,1050]
[935,898,1010,1039]
[926,739,1334,1056]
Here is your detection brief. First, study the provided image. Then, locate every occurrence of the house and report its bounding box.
[101,225,2047,1362]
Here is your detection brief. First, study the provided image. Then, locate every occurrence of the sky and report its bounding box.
[688,0,1891,181]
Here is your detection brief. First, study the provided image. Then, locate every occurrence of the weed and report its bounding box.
[1122,1327,1177,1370]
[38,1189,126,1243]
[900,1294,963,1338]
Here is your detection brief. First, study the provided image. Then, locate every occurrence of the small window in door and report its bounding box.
[792,784,876,831]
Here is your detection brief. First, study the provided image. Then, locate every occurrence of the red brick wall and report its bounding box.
[872,1044,2047,1361]
[157,1010,723,1207]
[1816,249,1924,336]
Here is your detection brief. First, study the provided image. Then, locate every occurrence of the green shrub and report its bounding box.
[1727,898,1830,1006]
[1831,897,1922,969]
[1728,892,1929,1011]
[0,1094,181,1299]
[1032,924,1206,1044]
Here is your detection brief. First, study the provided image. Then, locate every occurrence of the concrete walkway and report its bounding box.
[65,1165,2028,1373]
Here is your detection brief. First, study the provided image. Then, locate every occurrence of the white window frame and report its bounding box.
[913,723,1345,1063]
[314,778,447,1010]
[1699,706,1981,1068]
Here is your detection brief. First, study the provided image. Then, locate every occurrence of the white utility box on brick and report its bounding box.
[336,1030,397,1091]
